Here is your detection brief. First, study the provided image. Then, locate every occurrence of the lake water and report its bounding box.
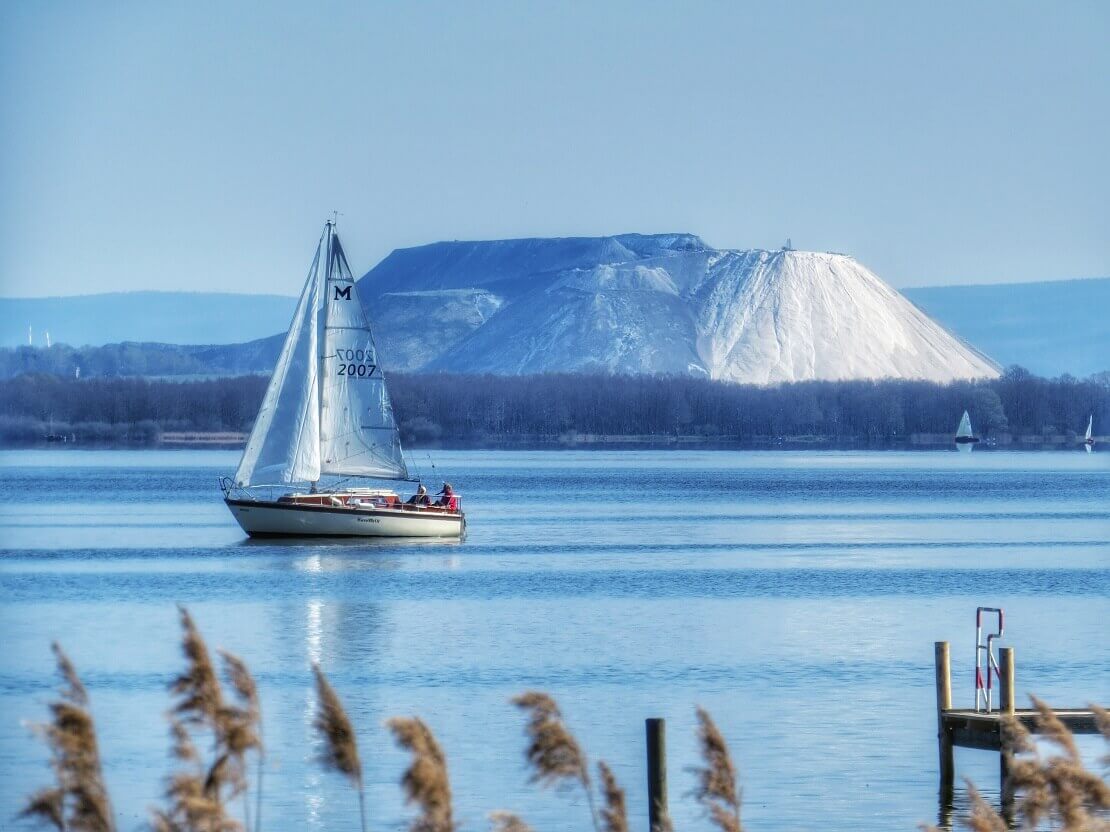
[1,449,1107,831]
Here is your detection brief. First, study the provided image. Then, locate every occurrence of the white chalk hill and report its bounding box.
[426,246,999,383]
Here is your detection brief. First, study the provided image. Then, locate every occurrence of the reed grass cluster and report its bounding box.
[151,607,263,832]
[19,623,1109,832]
[387,716,453,832]
[20,643,115,832]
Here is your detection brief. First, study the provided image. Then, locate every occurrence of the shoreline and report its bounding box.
[2,434,1099,452]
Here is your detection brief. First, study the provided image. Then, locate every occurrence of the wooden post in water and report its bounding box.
[646,718,668,832]
[999,647,1015,715]
[935,641,954,787]
[999,647,1016,813]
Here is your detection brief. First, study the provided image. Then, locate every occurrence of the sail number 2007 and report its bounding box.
[334,349,377,378]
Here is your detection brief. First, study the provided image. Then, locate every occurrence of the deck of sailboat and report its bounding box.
[225,492,464,538]
[227,492,462,517]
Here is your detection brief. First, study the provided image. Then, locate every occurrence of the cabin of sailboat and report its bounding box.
[222,221,464,538]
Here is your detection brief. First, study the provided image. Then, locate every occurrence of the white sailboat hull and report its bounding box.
[226,499,464,538]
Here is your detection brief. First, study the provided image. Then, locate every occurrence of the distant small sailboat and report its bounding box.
[1084,415,1094,453]
[221,220,465,538]
[955,410,979,453]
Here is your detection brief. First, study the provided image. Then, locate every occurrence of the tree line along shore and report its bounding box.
[0,368,1105,449]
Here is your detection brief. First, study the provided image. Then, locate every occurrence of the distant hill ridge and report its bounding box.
[2,234,1106,379]
[0,291,295,348]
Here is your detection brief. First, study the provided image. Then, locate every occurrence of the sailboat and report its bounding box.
[1084,415,1094,453]
[221,220,465,538]
[954,410,979,452]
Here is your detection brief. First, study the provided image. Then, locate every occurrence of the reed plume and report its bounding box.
[1001,714,1053,827]
[1093,703,1110,768]
[1030,696,1109,830]
[1031,695,1080,760]
[995,699,1110,832]
[961,782,1007,832]
[172,607,224,726]
[219,650,264,832]
[512,691,598,830]
[597,761,628,832]
[691,707,742,832]
[312,664,366,832]
[387,716,453,832]
[20,642,115,832]
[154,607,247,832]
[488,811,535,832]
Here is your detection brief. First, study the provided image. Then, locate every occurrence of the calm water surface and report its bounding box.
[1,449,1107,831]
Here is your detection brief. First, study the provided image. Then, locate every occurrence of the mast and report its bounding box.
[311,220,335,492]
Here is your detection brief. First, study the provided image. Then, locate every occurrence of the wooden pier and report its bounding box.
[934,640,1102,807]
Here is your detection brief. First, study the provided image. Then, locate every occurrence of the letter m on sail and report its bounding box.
[334,285,352,300]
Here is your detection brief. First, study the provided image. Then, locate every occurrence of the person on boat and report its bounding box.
[406,484,430,507]
[435,482,455,509]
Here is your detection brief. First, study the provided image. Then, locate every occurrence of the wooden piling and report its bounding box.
[646,718,668,831]
[935,641,954,787]
[999,647,1016,812]
[999,647,1015,715]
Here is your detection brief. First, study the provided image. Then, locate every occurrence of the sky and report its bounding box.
[1,1,1107,297]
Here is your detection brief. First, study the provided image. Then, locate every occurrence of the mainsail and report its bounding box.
[956,411,973,438]
[1086,415,1093,442]
[318,227,408,479]
[235,222,408,487]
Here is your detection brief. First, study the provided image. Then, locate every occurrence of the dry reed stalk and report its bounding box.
[512,691,598,831]
[597,761,628,832]
[312,664,366,832]
[155,608,248,832]
[691,707,742,832]
[1001,714,1053,827]
[1030,696,1110,830]
[21,787,66,830]
[20,642,115,832]
[488,811,535,832]
[1093,703,1110,768]
[172,608,225,727]
[1031,695,1080,760]
[387,716,454,832]
[997,700,1110,832]
[218,650,263,832]
[961,782,1007,832]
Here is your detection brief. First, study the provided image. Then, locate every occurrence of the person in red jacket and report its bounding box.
[435,482,456,510]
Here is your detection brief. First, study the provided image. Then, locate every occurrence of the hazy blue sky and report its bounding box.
[1,1,1107,297]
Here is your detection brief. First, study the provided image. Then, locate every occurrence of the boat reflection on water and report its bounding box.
[277,589,393,830]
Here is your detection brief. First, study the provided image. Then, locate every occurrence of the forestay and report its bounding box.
[234,237,323,486]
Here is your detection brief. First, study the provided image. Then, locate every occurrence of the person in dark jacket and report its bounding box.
[406,484,430,506]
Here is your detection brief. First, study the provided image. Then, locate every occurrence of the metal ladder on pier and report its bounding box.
[974,606,1004,712]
